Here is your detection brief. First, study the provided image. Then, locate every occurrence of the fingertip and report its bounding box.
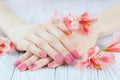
[28,63,39,71]
[48,61,55,68]
[13,60,21,67]
[39,52,47,58]
[17,63,27,71]
[63,30,72,35]
[55,54,64,63]
[71,50,80,58]
[65,54,75,64]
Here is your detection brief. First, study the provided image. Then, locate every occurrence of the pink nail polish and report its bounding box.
[14,60,21,67]
[55,54,64,63]
[71,50,80,58]
[39,52,47,58]
[65,54,75,64]
[28,63,37,69]
[17,63,27,70]
[48,61,55,67]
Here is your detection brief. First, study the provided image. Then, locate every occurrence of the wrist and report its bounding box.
[3,23,29,42]
[2,21,27,36]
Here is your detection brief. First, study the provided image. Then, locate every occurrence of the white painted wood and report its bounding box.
[0,51,19,80]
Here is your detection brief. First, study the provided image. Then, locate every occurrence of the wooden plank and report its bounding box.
[55,65,68,80]
[12,58,55,80]
[0,51,19,80]
[67,65,81,80]
[98,70,107,80]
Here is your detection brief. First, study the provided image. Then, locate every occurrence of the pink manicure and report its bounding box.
[39,52,47,58]
[55,54,64,63]
[48,61,55,67]
[71,50,80,58]
[65,54,75,64]
[17,63,27,70]
[14,60,21,67]
[28,63,37,69]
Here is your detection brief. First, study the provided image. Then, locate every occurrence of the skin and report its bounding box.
[0,1,79,65]
[0,1,120,71]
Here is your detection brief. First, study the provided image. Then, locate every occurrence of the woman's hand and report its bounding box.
[9,22,80,68]
[46,22,101,68]
[14,22,101,71]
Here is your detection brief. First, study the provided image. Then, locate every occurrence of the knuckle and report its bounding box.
[47,36,57,44]
[59,35,67,42]
[49,38,58,45]
[24,42,33,51]
[38,40,47,46]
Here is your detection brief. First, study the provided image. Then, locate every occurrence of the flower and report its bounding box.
[104,31,120,52]
[79,12,97,34]
[0,37,15,55]
[75,46,115,70]
[63,12,97,35]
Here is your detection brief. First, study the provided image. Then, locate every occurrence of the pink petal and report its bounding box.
[80,24,89,35]
[0,37,15,55]
[95,52,115,67]
[63,16,72,31]
[85,45,99,58]
[104,31,120,52]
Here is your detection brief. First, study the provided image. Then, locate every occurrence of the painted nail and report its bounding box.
[48,61,55,67]
[65,54,75,64]
[28,63,37,69]
[64,30,72,35]
[17,63,27,70]
[55,54,64,63]
[71,50,80,58]
[13,60,21,67]
[39,52,47,58]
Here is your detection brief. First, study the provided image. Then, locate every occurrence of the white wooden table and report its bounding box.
[0,0,120,80]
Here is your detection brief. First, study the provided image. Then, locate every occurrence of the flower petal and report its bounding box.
[104,31,120,52]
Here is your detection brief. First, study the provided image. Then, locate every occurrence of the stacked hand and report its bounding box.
[0,0,120,71]
[8,19,101,71]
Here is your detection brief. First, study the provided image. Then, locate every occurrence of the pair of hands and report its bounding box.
[7,20,100,71]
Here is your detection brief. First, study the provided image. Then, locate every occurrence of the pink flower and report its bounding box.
[0,38,15,55]
[75,46,115,70]
[104,31,120,52]
[63,12,97,35]
[79,12,97,34]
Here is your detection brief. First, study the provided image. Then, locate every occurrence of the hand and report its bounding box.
[10,23,79,68]
[14,22,101,71]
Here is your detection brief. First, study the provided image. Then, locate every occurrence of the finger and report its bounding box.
[28,57,52,70]
[36,29,75,64]
[13,52,32,67]
[50,16,72,35]
[56,23,72,35]
[17,55,39,71]
[48,61,64,68]
[45,24,80,58]
[26,33,64,63]
[22,40,47,58]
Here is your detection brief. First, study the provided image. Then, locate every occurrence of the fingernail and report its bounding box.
[64,30,72,35]
[17,63,27,70]
[39,52,47,58]
[65,54,75,64]
[14,60,21,67]
[55,54,64,63]
[48,61,55,67]
[28,63,37,69]
[71,50,80,58]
